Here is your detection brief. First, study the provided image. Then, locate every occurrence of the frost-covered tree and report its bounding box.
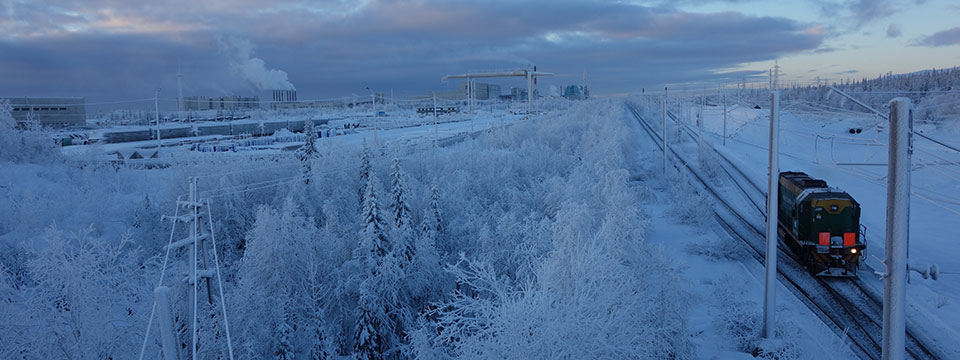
[311,312,331,360]
[353,289,387,360]
[357,172,390,271]
[0,99,60,164]
[358,143,373,209]
[390,157,415,266]
[0,99,14,130]
[297,119,317,184]
[0,262,28,359]
[421,184,445,256]
[16,226,149,359]
[275,310,296,360]
[353,168,410,357]
[234,198,318,357]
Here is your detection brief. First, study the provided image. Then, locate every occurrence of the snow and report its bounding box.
[2,91,956,359]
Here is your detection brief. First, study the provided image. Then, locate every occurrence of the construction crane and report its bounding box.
[442,67,554,114]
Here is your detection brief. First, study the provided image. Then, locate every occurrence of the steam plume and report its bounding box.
[218,36,295,90]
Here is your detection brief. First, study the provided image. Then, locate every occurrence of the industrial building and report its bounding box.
[436,82,501,100]
[466,82,501,100]
[183,96,260,111]
[267,89,298,109]
[4,97,86,128]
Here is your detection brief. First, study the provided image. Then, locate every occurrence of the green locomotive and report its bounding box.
[777,171,866,277]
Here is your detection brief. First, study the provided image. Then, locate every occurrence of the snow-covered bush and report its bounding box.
[0,99,61,164]
[665,171,714,231]
[713,274,761,353]
[10,226,153,359]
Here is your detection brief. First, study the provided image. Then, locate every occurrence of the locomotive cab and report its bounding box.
[778,172,866,277]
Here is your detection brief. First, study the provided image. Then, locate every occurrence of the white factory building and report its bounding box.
[4,97,86,128]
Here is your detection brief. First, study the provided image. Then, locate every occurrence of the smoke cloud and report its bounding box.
[218,36,295,90]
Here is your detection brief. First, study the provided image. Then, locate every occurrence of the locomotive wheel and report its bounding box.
[799,248,816,272]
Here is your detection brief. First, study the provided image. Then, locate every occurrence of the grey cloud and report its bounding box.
[812,0,897,30]
[886,24,901,38]
[849,0,896,25]
[916,26,960,47]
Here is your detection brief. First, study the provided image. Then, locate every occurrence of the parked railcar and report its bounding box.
[777,171,866,277]
[195,123,232,136]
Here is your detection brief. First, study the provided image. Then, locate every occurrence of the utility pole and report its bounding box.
[366,87,377,145]
[468,78,474,115]
[527,69,533,114]
[469,79,475,132]
[676,97,682,141]
[699,92,704,153]
[723,92,727,146]
[882,98,913,360]
[432,92,438,140]
[762,91,780,339]
[177,62,184,114]
[154,287,179,360]
[155,88,162,154]
[661,96,667,174]
[739,77,743,105]
[144,178,237,360]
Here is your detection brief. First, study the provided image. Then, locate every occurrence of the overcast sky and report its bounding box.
[2,0,959,105]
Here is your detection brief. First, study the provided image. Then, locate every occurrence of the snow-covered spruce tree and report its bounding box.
[422,184,445,256]
[354,170,409,358]
[353,288,387,360]
[297,119,317,184]
[275,308,296,360]
[311,310,331,360]
[405,184,446,312]
[357,171,390,271]
[390,157,415,267]
[358,143,372,209]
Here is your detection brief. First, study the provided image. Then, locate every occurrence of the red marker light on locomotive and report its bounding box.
[819,232,830,246]
[843,232,856,247]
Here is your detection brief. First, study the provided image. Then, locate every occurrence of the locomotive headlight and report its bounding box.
[850,248,858,254]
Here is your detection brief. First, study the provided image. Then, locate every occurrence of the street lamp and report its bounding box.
[365,87,378,145]
[154,88,162,155]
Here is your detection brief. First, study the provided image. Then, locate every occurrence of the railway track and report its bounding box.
[625,101,940,359]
